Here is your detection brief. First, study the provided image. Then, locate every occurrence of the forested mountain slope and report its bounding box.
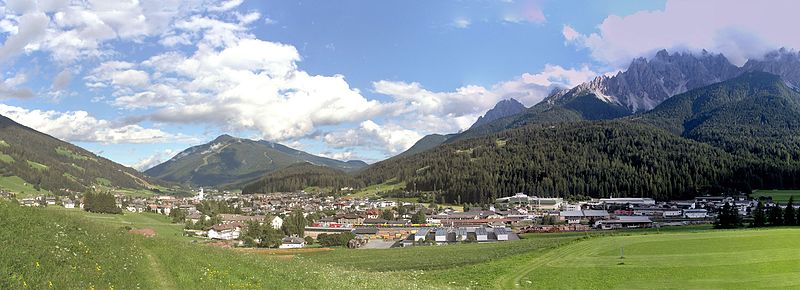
[0,114,153,195]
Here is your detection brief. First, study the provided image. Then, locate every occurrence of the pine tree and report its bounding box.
[751,201,766,227]
[768,205,783,226]
[784,197,796,226]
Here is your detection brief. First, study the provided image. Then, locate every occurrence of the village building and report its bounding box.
[278,237,305,249]
[208,222,244,240]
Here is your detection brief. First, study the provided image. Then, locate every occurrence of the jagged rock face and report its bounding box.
[469,98,526,129]
[547,49,740,113]
[742,48,800,88]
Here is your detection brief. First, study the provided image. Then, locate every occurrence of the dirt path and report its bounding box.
[144,249,178,290]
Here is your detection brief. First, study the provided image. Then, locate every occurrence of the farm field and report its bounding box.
[752,189,800,203]
[505,229,800,289]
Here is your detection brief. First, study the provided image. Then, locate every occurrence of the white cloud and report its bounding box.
[0,0,214,63]
[131,149,176,171]
[207,0,244,12]
[563,0,800,66]
[453,18,470,29]
[0,104,186,144]
[51,69,73,91]
[102,17,383,142]
[0,12,49,62]
[322,120,422,155]
[502,0,546,24]
[372,64,596,135]
[0,72,33,99]
[317,150,355,162]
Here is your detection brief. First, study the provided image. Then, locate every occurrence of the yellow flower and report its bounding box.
[49,281,53,288]
[35,261,40,268]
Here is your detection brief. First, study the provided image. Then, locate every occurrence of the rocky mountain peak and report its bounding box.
[469,98,527,129]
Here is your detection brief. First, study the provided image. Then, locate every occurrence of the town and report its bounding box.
[3,188,783,250]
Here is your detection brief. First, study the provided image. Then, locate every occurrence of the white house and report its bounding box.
[271,216,284,230]
[434,228,448,242]
[279,237,305,249]
[476,227,488,241]
[208,223,244,240]
[414,228,430,241]
[683,209,708,219]
[495,227,509,241]
[62,198,75,209]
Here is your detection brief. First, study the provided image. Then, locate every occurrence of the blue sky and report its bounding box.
[0,0,796,170]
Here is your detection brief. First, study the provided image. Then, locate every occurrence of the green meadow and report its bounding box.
[752,189,800,203]
[3,203,800,289]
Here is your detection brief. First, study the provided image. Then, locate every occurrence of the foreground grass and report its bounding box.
[507,228,800,289]
[2,204,426,289]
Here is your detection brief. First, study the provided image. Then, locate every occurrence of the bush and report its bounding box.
[317,232,355,247]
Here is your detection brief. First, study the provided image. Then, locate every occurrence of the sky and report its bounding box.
[0,0,798,170]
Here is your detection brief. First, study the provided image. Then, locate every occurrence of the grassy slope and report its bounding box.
[752,189,800,203]
[347,179,405,198]
[0,175,53,197]
[2,204,422,289]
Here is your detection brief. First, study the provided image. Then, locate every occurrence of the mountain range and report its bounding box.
[397,48,800,158]
[143,134,368,187]
[358,71,800,203]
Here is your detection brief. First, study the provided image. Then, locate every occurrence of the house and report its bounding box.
[598,197,656,207]
[559,210,584,224]
[208,222,244,240]
[683,209,708,219]
[456,227,468,241]
[495,227,510,241]
[475,227,488,241]
[185,212,205,224]
[62,198,75,209]
[414,228,430,241]
[279,237,305,249]
[435,228,448,242]
[219,214,266,224]
[595,216,653,230]
[271,216,283,230]
[352,227,379,239]
[495,193,564,210]
[45,197,56,206]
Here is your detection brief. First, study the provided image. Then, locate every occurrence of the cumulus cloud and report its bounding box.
[98,16,383,142]
[51,69,73,91]
[131,149,176,171]
[0,12,49,62]
[563,0,800,66]
[0,72,34,99]
[322,120,422,155]
[0,0,216,63]
[0,104,186,144]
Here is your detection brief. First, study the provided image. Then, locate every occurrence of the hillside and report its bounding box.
[0,114,154,196]
[241,162,364,193]
[145,135,367,187]
[357,73,800,203]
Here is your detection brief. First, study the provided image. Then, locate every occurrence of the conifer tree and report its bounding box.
[784,197,796,226]
[751,201,766,227]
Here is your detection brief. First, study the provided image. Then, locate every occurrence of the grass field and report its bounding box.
[0,152,13,163]
[507,229,800,289]
[5,203,800,289]
[0,175,52,197]
[347,178,405,198]
[752,189,800,203]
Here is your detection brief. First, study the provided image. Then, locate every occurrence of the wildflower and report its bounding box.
[49,281,53,288]
[35,261,40,268]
